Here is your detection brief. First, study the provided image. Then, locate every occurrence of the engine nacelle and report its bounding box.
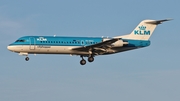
[102,38,111,42]
[102,38,128,47]
[112,40,124,47]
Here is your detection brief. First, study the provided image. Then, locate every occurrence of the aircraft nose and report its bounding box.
[7,45,14,51]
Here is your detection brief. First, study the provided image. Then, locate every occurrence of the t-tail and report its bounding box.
[115,19,172,40]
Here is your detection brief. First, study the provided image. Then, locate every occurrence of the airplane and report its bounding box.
[7,19,171,65]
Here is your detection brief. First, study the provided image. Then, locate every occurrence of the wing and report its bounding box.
[71,38,120,53]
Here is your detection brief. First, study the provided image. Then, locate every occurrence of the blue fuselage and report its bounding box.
[8,36,150,55]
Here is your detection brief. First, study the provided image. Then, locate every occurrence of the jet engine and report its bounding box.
[102,38,128,47]
[112,40,128,47]
[102,38,111,42]
[112,40,124,47]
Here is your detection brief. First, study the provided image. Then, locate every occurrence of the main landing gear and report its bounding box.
[80,55,94,65]
[88,56,94,62]
[80,58,86,65]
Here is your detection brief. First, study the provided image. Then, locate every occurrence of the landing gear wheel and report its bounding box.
[80,59,86,65]
[25,57,29,61]
[88,57,94,62]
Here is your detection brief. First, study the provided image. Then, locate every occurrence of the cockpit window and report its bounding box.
[15,40,26,42]
[20,40,25,42]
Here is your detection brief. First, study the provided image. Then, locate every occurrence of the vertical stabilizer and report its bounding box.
[115,19,172,40]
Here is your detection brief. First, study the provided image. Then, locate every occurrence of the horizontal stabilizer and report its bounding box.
[145,19,173,25]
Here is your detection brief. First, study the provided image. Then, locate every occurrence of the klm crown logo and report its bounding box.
[139,26,146,30]
[134,25,150,35]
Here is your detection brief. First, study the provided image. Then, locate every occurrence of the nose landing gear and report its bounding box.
[25,57,29,61]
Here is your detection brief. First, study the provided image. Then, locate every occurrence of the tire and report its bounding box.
[80,59,86,65]
[88,57,94,62]
[25,57,29,61]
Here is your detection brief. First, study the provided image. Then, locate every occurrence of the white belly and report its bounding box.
[15,45,89,55]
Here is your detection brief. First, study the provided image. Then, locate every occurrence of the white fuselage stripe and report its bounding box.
[9,45,90,55]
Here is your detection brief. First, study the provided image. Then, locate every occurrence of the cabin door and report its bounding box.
[29,37,35,50]
[81,40,85,46]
